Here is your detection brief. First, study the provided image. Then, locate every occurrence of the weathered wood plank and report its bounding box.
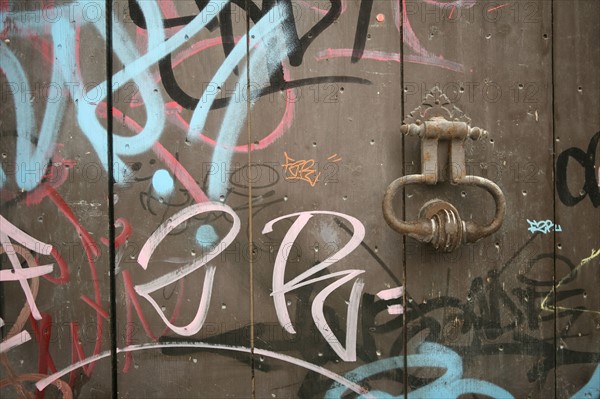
[1,1,112,397]
[111,1,253,397]
[553,1,600,397]
[249,1,405,397]
[402,0,556,397]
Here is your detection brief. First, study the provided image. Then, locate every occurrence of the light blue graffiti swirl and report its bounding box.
[570,364,600,399]
[192,5,291,200]
[326,342,515,399]
[1,0,230,190]
[0,41,67,190]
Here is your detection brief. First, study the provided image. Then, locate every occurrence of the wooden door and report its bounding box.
[1,1,598,398]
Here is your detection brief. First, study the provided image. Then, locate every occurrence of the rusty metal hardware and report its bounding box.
[383,87,506,252]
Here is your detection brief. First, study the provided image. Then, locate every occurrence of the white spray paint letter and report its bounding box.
[136,203,240,336]
[262,211,366,361]
[0,216,54,320]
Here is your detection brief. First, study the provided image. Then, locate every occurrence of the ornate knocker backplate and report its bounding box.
[383,87,506,252]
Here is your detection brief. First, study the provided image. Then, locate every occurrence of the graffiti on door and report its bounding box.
[1,1,598,398]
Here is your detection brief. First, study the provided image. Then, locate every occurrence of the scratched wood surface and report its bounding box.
[553,1,600,397]
[1,1,599,399]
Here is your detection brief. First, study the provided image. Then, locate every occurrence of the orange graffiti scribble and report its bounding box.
[327,153,342,162]
[282,152,341,187]
[282,152,321,186]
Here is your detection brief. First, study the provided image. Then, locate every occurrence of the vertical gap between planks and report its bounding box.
[550,0,557,397]
[399,1,407,398]
[105,1,118,398]
[245,1,256,398]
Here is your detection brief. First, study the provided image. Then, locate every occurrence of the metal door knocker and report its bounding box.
[383,87,506,252]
